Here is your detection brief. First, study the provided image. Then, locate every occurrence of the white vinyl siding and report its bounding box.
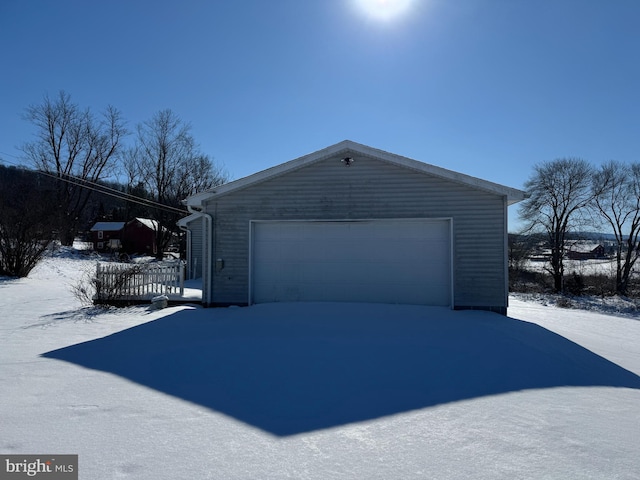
[203,154,507,309]
[189,218,204,279]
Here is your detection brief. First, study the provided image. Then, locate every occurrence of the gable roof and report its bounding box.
[129,217,160,231]
[90,222,125,232]
[185,140,527,207]
[567,241,604,253]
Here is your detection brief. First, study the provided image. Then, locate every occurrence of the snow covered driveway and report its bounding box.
[1,254,639,479]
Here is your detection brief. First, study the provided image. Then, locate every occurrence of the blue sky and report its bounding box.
[1,0,639,230]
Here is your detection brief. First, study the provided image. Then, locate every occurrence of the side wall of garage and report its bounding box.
[203,153,507,310]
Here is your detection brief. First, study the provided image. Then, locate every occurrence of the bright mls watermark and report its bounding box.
[0,455,77,479]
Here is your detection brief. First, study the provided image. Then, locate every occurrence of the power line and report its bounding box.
[0,152,187,215]
[0,150,184,212]
[1,155,185,214]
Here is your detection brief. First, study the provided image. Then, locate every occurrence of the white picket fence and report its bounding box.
[95,261,184,302]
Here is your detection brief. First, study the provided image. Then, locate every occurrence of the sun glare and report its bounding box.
[354,0,415,21]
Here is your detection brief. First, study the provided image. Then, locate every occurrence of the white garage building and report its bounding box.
[179,141,526,314]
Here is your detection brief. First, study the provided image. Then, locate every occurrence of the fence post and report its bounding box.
[96,262,101,301]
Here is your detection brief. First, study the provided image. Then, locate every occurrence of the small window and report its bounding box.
[97,242,104,250]
[98,231,104,239]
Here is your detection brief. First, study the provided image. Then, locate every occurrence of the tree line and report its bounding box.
[4,91,638,295]
[518,158,640,297]
[0,91,227,277]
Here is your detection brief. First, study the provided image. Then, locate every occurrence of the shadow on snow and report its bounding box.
[42,303,640,436]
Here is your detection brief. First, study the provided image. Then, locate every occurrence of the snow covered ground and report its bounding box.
[525,257,619,277]
[1,249,639,479]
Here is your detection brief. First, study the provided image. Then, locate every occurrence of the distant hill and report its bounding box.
[509,231,619,242]
[0,164,154,233]
[567,232,619,242]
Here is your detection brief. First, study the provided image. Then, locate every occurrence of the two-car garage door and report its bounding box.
[250,219,451,306]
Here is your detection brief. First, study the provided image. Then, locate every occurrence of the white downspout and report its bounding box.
[203,212,213,306]
[503,196,509,314]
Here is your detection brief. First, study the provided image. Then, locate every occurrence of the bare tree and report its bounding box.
[0,166,56,277]
[519,158,594,293]
[126,109,227,257]
[22,91,127,245]
[508,232,538,272]
[592,161,640,295]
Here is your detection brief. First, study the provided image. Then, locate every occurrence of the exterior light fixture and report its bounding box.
[341,157,354,167]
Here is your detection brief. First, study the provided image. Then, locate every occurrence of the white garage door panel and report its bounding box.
[251,219,451,306]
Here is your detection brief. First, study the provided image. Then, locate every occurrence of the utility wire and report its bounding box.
[0,152,187,215]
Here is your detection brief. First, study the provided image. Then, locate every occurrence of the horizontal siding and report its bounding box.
[181,216,204,279]
[189,218,203,279]
[204,154,506,308]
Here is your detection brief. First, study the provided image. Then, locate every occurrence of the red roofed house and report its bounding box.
[89,218,160,255]
[121,218,160,255]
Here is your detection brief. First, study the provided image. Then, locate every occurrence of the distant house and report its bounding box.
[122,218,160,255]
[566,242,606,260]
[89,218,160,255]
[89,222,125,252]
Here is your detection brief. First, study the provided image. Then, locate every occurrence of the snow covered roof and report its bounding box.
[90,222,125,232]
[567,242,604,253]
[185,140,528,207]
[131,218,160,231]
